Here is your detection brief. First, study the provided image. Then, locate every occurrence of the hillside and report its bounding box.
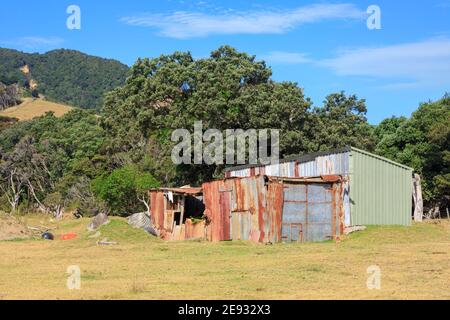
[0,48,129,110]
[0,97,73,121]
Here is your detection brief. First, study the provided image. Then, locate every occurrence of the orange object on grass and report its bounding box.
[60,233,77,240]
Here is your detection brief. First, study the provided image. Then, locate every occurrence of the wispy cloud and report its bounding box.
[261,51,311,64]
[264,38,450,87]
[321,37,450,85]
[120,3,365,38]
[0,36,64,50]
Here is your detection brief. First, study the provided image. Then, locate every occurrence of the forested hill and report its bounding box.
[0,48,129,110]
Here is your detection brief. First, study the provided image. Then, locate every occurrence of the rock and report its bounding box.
[344,225,367,235]
[144,226,159,237]
[87,212,109,231]
[96,237,118,246]
[128,212,151,229]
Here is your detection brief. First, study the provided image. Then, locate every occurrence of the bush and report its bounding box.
[92,165,159,215]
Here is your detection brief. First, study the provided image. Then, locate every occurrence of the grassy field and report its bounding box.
[0,98,73,121]
[0,214,449,300]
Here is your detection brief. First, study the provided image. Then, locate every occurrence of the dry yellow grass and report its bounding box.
[0,98,73,121]
[0,214,449,300]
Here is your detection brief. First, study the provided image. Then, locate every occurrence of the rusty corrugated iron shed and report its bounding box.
[202,175,344,243]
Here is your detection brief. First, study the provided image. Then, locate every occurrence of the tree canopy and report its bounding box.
[102,46,375,186]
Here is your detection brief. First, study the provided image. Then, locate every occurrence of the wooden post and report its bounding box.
[413,173,423,222]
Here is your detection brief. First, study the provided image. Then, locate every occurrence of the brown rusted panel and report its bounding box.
[320,175,341,182]
[338,181,345,238]
[185,219,206,239]
[257,176,267,243]
[266,180,284,243]
[149,191,165,230]
[331,183,337,240]
[219,191,231,241]
[153,187,202,195]
[202,180,231,241]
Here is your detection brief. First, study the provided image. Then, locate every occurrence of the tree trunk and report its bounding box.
[138,194,151,217]
[27,180,49,214]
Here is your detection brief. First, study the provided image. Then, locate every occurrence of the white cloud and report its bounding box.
[261,51,311,64]
[321,38,450,85]
[120,4,365,38]
[262,38,450,87]
[1,36,64,50]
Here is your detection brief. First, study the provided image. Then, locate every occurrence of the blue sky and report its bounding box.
[1,0,449,124]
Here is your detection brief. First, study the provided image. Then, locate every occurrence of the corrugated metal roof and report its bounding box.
[224,146,411,173]
[224,146,351,172]
[150,187,203,195]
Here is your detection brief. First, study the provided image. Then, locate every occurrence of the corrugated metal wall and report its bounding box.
[149,191,165,230]
[228,151,350,178]
[349,148,412,226]
[203,176,282,243]
[202,176,343,243]
[281,182,342,242]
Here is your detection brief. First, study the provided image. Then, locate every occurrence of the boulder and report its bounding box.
[87,212,109,231]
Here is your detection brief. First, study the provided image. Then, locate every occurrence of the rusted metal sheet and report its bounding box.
[155,175,344,244]
[185,219,206,239]
[202,180,231,241]
[149,189,206,241]
[320,175,341,182]
[203,176,268,243]
[227,176,267,242]
[152,187,202,195]
[149,191,165,230]
[266,180,284,243]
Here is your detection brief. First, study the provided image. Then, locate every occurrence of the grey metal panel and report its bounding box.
[229,151,350,178]
[283,185,306,202]
[308,184,332,203]
[281,183,336,242]
[282,203,307,223]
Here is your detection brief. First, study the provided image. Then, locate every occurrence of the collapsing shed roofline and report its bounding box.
[223,146,413,172]
[149,187,203,195]
[224,175,343,183]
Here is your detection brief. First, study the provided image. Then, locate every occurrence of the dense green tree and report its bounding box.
[311,92,376,151]
[0,109,107,215]
[102,46,319,185]
[375,94,450,211]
